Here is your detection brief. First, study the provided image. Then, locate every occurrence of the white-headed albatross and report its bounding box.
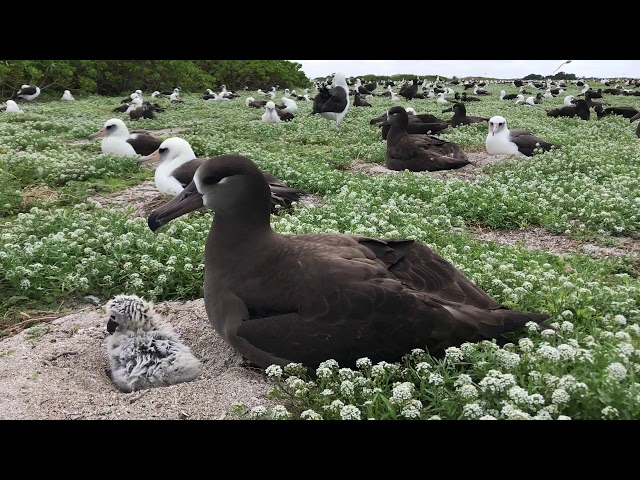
[14,84,40,101]
[146,155,550,372]
[486,116,557,157]
[138,137,306,213]
[105,294,201,392]
[87,118,163,156]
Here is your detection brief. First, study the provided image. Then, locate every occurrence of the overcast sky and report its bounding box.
[288,60,640,80]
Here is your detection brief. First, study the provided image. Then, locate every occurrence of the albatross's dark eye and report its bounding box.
[159,148,167,154]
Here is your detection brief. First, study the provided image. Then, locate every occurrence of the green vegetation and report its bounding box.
[0,78,638,419]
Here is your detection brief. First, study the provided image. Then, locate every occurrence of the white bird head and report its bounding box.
[488,115,507,136]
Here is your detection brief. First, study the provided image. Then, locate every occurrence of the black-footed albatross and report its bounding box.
[147,155,549,372]
[441,102,490,128]
[385,105,469,172]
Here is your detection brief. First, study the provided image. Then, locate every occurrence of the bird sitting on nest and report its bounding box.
[105,294,201,393]
[87,118,163,156]
[486,115,557,157]
[147,155,549,372]
[138,137,307,212]
[385,105,469,172]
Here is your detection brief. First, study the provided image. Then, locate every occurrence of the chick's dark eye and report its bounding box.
[106,125,113,129]
[499,122,504,126]
[110,314,116,319]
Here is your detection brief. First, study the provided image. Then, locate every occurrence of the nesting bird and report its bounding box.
[2,100,24,113]
[61,90,75,101]
[13,84,40,101]
[261,101,294,122]
[146,155,550,372]
[486,115,557,157]
[87,118,163,156]
[138,137,307,212]
[105,294,201,393]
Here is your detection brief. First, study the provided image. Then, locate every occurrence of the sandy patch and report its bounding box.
[470,225,639,259]
[0,298,277,420]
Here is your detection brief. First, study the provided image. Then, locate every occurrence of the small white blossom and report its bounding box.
[428,415,441,420]
[415,362,432,375]
[249,406,268,419]
[606,362,627,382]
[601,406,619,419]
[453,374,472,387]
[355,357,371,369]
[316,367,333,379]
[541,329,556,338]
[551,388,570,404]
[340,380,355,396]
[271,405,291,420]
[428,373,444,385]
[557,415,571,420]
[401,400,423,419]
[265,365,282,378]
[537,345,561,361]
[526,321,540,332]
[320,389,334,396]
[559,321,574,333]
[613,315,627,326]
[479,415,497,420]
[300,409,323,420]
[340,404,362,420]
[445,346,464,362]
[479,370,516,393]
[518,338,534,352]
[501,404,531,420]
[458,384,478,400]
[391,382,415,403]
[462,402,485,419]
[496,350,521,369]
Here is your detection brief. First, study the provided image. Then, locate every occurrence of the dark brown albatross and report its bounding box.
[147,155,549,371]
[385,105,470,172]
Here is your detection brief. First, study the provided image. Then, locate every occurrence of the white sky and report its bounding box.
[288,60,640,80]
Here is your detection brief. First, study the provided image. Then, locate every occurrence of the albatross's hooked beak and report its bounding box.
[147,181,204,232]
[138,149,160,165]
[441,107,453,113]
[491,122,500,136]
[87,127,107,140]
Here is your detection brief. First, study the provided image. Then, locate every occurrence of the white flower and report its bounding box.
[537,345,561,361]
[355,357,371,369]
[606,362,627,382]
[338,368,356,381]
[551,388,570,404]
[615,331,632,342]
[249,406,268,419]
[320,389,334,396]
[453,374,472,387]
[561,310,573,318]
[601,406,619,419]
[300,409,323,420]
[411,348,425,356]
[479,415,497,420]
[613,315,627,326]
[415,362,432,375]
[526,321,540,332]
[340,404,362,420]
[541,329,556,338]
[340,380,355,396]
[556,415,571,420]
[428,373,444,385]
[401,400,423,419]
[479,370,516,393]
[265,365,283,378]
[391,382,415,403]
[518,338,534,352]
[496,350,521,369]
[316,367,333,379]
[428,415,441,420]
[318,359,339,370]
[462,402,484,419]
[617,343,635,358]
[445,346,464,362]
[20,279,31,290]
[533,410,553,420]
[557,344,577,361]
[501,404,531,420]
[271,405,291,420]
[507,386,529,405]
[458,384,478,400]
[559,321,574,333]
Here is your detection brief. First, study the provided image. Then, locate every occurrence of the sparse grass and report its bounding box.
[0,83,639,419]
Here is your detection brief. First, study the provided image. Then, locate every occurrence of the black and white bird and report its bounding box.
[105,294,201,393]
[353,92,372,107]
[311,72,350,129]
[87,118,163,156]
[486,116,557,157]
[138,137,307,212]
[13,84,41,101]
[262,101,294,122]
[500,90,518,100]
[245,97,268,108]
